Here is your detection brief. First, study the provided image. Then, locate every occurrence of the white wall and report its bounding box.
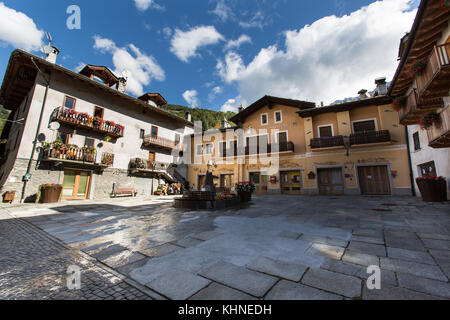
[17,72,192,171]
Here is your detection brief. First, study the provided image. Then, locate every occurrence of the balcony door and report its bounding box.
[62,169,91,200]
[148,152,155,165]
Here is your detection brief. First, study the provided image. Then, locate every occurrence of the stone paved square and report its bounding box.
[1,195,449,300]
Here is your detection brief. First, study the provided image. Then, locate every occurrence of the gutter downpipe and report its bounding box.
[20,57,51,203]
[405,125,416,197]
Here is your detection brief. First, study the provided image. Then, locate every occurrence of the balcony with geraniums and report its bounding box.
[50,106,125,139]
[420,104,450,148]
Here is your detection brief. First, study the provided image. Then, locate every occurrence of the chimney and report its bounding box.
[238,104,244,113]
[221,117,231,129]
[45,46,60,64]
[320,101,324,107]
[186,112,192,122]
[116,77,127,93]
[358,89,368,100]
[375,77,387,96]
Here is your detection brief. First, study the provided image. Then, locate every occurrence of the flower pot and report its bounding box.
[40,186,62,203]
[238,190,252,202]
[416,179,447,202]
[3,191,15,204]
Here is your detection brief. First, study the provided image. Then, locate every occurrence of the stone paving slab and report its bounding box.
[192,230,224,241]
[277,231,302,240]
[421,239,450,251]
[101,251,147,269]
[300,235,348,247]
[190,282,257,300]
[362,285,441,300]
[350,235,384,245]
[246,256,308,282]
[265,280,342,300]
[199,261,278,298]
[397,272,450,299]
[342,250,380,267]
[306,243,345,260]
[352,228,383,238]
[387,247,436,265]
[145,269,211,300]
[380,257,447,281]
[173,237,204,248]
[384,234,426,252]
[417,232,450,241]
[301,268,362,298]
[140,243,183,258]
[90,244,128,261]
[348,241,386,257]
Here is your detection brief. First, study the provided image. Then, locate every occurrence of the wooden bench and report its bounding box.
[112,184,137,198]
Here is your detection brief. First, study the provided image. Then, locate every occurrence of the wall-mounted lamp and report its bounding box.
[342,122,348,125]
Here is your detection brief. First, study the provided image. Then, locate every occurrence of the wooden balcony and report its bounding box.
[143,135,181,151]
[220,141,294,157]
[416,43,450,102]
[100,152,115,167]
[42,144,97,164]
[129,158,170,171]
[427,105,450,149]
[398,90,444,125]
[310,136,344,150]
[51,107,125,138]
[350,130,391,146]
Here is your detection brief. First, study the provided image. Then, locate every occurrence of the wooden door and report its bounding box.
[280,171,301,195]
[62,170,91,200]
[148,152,155,166]
[317,168,344,195]
[250,172,268,194]
[220,174,234,192]
[358,166,391,195]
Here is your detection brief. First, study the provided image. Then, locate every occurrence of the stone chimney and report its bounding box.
[45,46,60,64]
[221,117,231,129]
[186,112,192,122]
[116,77,127,93]
[375,77,387,96]
[238,104,244,113]
[358,89,368,100]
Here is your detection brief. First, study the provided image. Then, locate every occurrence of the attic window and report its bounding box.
[261,113,268,125]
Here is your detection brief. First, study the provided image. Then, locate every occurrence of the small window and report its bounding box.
[57,131,70,144]
[413,132,421,151]
[419,161,437,177]
[85,137,95,148]
[63,96,76,110]
[94,106,104,119]
[204,143,213,155]
[319,125,333,138]
[275,111,282,123]
[140,129,145,139]
[261,114,268,125]
[151,126,158,137]
[175,134,181,145]
[353,120,376,133]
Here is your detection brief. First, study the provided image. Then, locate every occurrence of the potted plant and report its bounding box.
[416,176,447,202]
[93,116,103,128]
[419,111,440,129]
[104,136,112,143]
[39,183,63,203]
[408,59,427,78]
[235,182,256,202]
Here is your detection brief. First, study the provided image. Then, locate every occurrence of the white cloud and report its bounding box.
[74,62,86,73]
[0,2,43,51]
[239,11,265,29]
[182,90,200,108]
[170,26,224,62]
[218,0,417,105]
[93,35,165,96]
[224,34,252,51]
[220,96,247,113]
[208,86,222,102]
[134,0,164,11]
[162,27,172,37]
[211,0,233,22]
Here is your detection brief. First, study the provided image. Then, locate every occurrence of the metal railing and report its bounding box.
[219,141,295,157]
[350,130,391,145]
[42,144,96,163]
[129,158,169,171]
[310,136,344,149]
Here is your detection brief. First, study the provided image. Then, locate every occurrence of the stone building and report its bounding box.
[389,0,450,198]
[0,49,193,203]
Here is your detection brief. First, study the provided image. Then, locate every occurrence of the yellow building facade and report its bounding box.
[187,93,412,196]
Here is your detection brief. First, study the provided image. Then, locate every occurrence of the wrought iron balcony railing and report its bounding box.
[42,144,97,163]
[310,136,344,149]
[350,130,391,146]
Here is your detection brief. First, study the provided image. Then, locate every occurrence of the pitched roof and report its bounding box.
[79,65,119,86]
[0,50,193,127]
[297,95,393,118]
[389,0,449,96]
[230,95,315,123]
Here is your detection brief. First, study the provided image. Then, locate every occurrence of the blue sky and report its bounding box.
[0,0,419,112]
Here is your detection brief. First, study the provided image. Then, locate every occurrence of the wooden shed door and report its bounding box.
[317,168,344,195]
[358,166,391,195]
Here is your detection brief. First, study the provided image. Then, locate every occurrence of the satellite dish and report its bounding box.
[46,32,53,44]
[49,122,60,131]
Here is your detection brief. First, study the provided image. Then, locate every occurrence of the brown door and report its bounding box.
[62,170,91,200]
[358,166,391,195]
[148,152,155,166]
[317,168,345,195]
[250,172,268,194]
[280,171,302,195]
[220,174,234,192]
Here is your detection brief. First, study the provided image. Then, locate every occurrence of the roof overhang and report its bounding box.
[230,95,315,123]
[79,65,119,87]
[138,93,168,106]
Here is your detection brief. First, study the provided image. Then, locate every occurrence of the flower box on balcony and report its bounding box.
[416,176,447,202]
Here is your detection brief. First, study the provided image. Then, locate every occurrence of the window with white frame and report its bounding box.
[196,144,203,156]
[261,113,268,125]
[318,125,334,138]
[352,119,377,133]
[204,143,213,155]
[274,111,282,123]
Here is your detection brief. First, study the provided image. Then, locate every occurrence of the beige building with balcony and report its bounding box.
[389,0,450,198]
[187,91,412,196]
[0,49,193,203]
